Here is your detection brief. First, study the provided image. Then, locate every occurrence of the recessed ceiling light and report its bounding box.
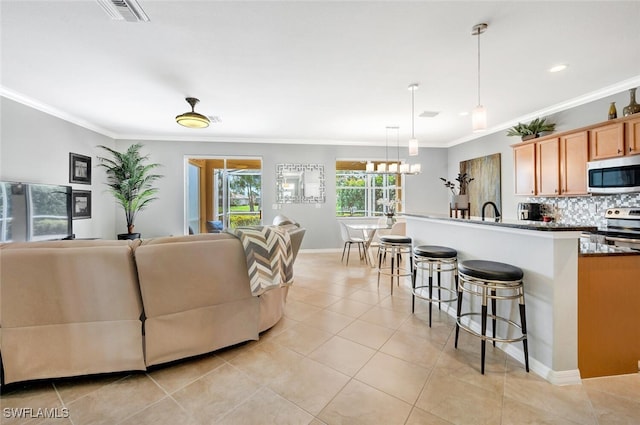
[459,111,469,117]
[549,64,568,73]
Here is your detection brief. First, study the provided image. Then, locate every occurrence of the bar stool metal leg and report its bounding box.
[377,235,413,296]
[412,246,458,328]
[455,260,529,374]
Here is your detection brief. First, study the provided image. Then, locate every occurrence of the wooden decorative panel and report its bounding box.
[460,153,501,218]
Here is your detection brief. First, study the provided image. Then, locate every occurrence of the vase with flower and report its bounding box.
[376,198,397,226]
[440,173,474,211]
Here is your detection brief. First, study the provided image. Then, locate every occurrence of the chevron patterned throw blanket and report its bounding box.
[230,225,294,296]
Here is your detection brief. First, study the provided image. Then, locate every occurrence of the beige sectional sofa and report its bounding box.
[0,226,305,384]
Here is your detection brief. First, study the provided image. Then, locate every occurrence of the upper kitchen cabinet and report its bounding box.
[513,142,536,196]
[536,138,560,196]
[513,132,589,197]
[589,122,624,160]
[560,131,589,195]
[625,116,640,156]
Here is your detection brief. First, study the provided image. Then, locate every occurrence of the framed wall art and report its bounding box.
[72,190,92,219]
[69,152,92,184]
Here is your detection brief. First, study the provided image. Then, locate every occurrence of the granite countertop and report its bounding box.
[402,212,597,232]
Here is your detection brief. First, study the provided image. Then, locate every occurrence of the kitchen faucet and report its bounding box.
[481,201,501,222]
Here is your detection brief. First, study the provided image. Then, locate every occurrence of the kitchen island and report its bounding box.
[403,212,638,385]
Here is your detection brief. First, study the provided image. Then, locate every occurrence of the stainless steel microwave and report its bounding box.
[587,155,640,194]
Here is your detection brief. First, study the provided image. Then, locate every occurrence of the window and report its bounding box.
[336,160,403,217]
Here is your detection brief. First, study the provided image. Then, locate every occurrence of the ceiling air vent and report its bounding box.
[96,0,150,22]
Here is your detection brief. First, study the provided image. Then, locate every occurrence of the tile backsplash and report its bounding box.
[526,193,640,230]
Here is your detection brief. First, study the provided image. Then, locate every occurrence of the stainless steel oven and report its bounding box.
[602,207,640,250]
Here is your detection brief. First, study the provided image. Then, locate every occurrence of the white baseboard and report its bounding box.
[443,304,582,385]
[299,248,342,254]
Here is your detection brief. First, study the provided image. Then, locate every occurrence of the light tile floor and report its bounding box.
[2,252,639,424]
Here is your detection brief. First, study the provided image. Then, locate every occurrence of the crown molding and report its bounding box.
[445,74,640,148]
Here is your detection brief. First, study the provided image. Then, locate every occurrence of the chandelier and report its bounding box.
[366,126,421,175]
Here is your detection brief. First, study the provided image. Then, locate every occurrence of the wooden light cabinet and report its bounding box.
[626,116,640,155]
[514,132,589,197]
[578,254,640,378]
[513,143,536,195]
[560,131,589,195]
[536,138,560,196]
[589,122,624,160]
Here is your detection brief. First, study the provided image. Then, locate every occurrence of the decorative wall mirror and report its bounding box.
[276,164,325,204]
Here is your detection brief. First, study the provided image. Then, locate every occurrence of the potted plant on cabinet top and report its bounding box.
[440,173,474,209]
[506,117,556,141]
[97,143,163,240]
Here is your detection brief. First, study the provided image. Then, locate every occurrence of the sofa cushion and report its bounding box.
[135,237,254,317]
[135,235,259,366]
[1,244,142,326]
[0,240,146,383]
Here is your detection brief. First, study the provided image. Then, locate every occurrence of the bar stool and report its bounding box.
[411,245,458,327]
[377,235,413,295]
[455,260,529,374]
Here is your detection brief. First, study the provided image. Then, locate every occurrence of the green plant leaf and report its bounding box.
[96,143,163,232]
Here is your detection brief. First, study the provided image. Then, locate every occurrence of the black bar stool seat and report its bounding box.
[414,245,457,259]
[455,259,529,375]
[412,245,458,327]
[458,260,523,281]
[379,235,412,245]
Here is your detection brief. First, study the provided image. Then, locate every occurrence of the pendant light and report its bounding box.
[472,23,488,132]
[408,83,419,156]
[176,97,210,128]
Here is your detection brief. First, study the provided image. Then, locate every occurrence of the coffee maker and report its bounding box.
[517,202,543,221]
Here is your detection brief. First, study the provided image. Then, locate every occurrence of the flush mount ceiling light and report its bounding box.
[176,97,210,129]
[472,23,488,132]
[408,83,419,156]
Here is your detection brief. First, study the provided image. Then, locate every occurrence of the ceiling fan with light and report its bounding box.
[175,97,220,129]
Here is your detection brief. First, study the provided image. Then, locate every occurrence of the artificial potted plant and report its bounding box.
[97,143,162,240]
[440,173,474,209]
[506,117,556,141]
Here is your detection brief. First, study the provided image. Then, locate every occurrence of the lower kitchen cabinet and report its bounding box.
[578,254,640,378]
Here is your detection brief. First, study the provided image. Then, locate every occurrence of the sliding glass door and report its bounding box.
[186,157,262,233]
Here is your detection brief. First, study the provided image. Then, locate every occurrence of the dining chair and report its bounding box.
[339,222,368,265]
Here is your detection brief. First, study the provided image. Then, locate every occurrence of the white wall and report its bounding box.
[3,88,634,246]
[0,97,117,239]
[114,138,449,249]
